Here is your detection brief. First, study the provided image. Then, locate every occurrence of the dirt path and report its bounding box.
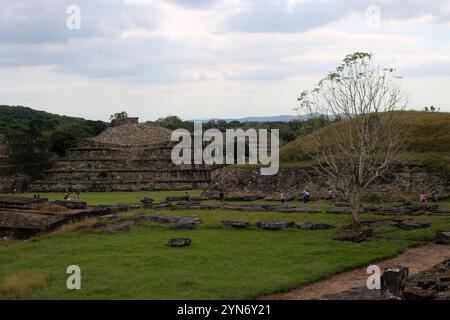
[260,243,450,300]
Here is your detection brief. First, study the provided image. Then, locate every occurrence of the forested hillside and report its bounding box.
[0,105,108,156]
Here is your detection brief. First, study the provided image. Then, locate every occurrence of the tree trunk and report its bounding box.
[350,192,361,232]
[351,206,360,232]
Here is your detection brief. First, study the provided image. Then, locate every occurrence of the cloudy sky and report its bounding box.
[1,0,450,121]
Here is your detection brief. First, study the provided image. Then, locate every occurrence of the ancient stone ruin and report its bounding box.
[28,119,222,192]
[0,195,138,239]
[0,134,51,192]
[203,167,450,199]
[321,258,450,300]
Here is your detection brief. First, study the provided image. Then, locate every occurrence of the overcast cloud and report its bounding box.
[0,0,449,120]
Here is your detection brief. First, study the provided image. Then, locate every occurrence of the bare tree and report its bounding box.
[296,52,408,232]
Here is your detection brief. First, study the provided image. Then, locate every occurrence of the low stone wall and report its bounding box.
[203,166,450,199]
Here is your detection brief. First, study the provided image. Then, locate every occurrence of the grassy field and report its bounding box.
[1,192,450,300]
[12,190,203,206]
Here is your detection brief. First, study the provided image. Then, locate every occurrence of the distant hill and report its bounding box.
[201,115,303,123]
[0,105,108,155]
[280,111,450,172]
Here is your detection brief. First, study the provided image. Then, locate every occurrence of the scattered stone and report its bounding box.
[52,200,87,209]
[381,266,409,298]
[264,195,295,201]
[366,203,442,216]
[112,203,142,211]
[320,256,450,300]
[256,221,294,230]
[295,222,334,230]
[327,207,351,214]
[171,216,203,229]
[144,215,181,223]
[333,228,373,243]
[402,287,435,300]
[168,238,192,247]
[363,205,383,212]
[333,202,350,207]
[435,291,450,300]
[221,220,250,229]
[436,231,450,245]
[394,220,431,230]
[140,197,154,205]
[414,272,439,290]
[401,204,439,214]
[438,269,450,282]
[99,214,119,220]
[339,220,388,231]
[103,221,135,234]
[225,194,265,201]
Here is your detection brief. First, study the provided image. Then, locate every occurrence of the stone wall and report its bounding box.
[30,139,220,192]
[0,134,51,192]
[203,166,450,198]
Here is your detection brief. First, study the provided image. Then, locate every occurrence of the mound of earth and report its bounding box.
[90,122,172,146]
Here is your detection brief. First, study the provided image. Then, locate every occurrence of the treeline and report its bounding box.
[0,106,333,157]
[0,105,108,156]
[155,115,333,143]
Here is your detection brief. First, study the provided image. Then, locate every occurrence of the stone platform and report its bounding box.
[0,195,140,239]
[28,121,222,192]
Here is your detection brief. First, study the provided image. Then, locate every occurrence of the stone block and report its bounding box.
[221,220,250,229]
[168,238,192,247]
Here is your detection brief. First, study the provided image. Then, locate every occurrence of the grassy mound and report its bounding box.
[280,111,450,171]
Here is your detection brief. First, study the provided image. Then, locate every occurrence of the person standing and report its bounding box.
[419,191,427,203]
[431,190,438,203]
[303,189,310,204]
[280,192,286,206]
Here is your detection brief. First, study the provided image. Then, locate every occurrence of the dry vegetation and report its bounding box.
[55,218,103,234]
[0,271,49,298]
[33,203,69,213]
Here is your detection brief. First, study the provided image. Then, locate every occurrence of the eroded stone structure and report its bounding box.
[203,166,450,199]
[29,120,221,192]
[0,134,51,192]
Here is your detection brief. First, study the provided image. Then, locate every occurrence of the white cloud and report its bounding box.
[0,0,449,118]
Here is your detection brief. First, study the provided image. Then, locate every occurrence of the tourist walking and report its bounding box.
[280,192,285,206]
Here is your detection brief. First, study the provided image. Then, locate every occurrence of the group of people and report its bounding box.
[419,190,439,203]
[32,193,41,199]
[64,191,81,200]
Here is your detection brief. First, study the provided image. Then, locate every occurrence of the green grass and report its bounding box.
[1,200,450,299]
[280,111,450,171]
[10,190,202,206]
